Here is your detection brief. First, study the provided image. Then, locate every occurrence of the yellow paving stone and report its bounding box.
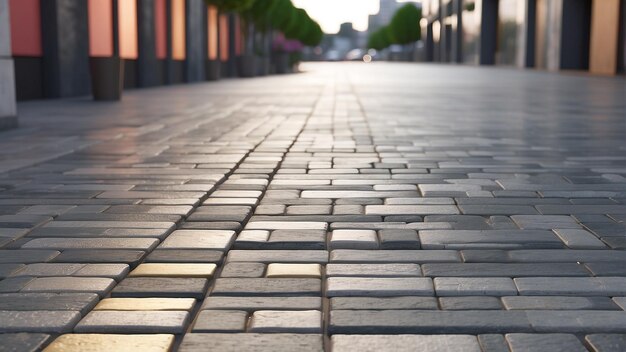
[43,334,174,352]
[266,263,322,278]
[94,298,196,311]
[128,263,216,278]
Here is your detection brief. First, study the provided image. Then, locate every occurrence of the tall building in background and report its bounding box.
[368,0,402,32]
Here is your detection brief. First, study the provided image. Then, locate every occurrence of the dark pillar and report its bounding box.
[479,0,498,65]
[524,0,536,67]
[227,13,238,77]
[137,0,163,87]
[185,0,205,82]
[40,0,91,98]
[425,22,434,62]
[560,0,591,70]
[165,0,184,84]
[0,0,17,129]
[452,0,464,63]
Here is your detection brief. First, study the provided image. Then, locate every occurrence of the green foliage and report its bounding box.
[367,26,395,50]
[367,28,385,50]
[245,0,278,31]
[267,0,324,46]
[204,0,254,12]
[268,0,294,31]
[208,0,323,47]
[389,3,421,44]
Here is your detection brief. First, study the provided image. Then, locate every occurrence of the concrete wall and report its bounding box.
[0,0,17,129]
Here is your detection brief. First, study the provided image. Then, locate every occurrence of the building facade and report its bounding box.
[422,0,626,75]
[3,0,244,103]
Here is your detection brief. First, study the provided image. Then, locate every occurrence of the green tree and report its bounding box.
[204,0,254,12]
[389,3,421,45]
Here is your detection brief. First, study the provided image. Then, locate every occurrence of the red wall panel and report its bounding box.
[88,0,114,57]
[155,0,167,59]
[207,6,218,60]
[9,0,42,56]
[219,14,229,61]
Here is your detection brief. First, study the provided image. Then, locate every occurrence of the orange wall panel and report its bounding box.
[155,0,167,59]
[9,0,42,56]
[118,0,138,59]
[171,0,186,60]
[88,0,114,57]
[219,14,229,61]
[589,0,620,75]
[208,6,218,60]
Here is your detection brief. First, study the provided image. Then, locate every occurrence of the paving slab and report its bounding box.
[74,310,189,333]
[331,335,482,352]
[178,333,323,352]
[1,62,625,344]
[43,334,174,352]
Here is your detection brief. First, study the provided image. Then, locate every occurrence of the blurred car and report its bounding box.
[345,49,366,61]
[325,50,341,61]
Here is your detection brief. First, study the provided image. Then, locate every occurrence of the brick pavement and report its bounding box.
[0,63,625,351]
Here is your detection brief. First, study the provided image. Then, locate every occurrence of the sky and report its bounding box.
[292,0,419,34]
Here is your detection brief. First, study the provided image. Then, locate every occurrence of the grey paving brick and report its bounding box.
[0,333,50,352]
[515,277,626,296]
[331,334,482,352]
[0,250,60,264]
[0,311,81,333]
[326,264,421,277]
[527,310,626,333]
[221,263,265,278]
[227,250,328,263]
[439,297,503,310]
[212,278,321,296]
[462,249,626,263]
[505,333,587,352]
[202,297,322,311]
[553,228,606,249]
[179,333,323,352]
[112,278,208,299]
[434,277,517,296]
[502,296,618,310]
[585,334,626,352]
[21,277,115,297]
[330,250,460,263]
[422,263,589,277]
[0,278,34,293]
[511,215,581,229]
[192,310,248,332]
[327,277,433,297]
[478,334,510,352]
[378,229,420,249]
[0,293,99,314]
[329,310,532,334]
[419,230,563,249]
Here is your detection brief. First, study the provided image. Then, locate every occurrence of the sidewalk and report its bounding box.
[1,62,625,351]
